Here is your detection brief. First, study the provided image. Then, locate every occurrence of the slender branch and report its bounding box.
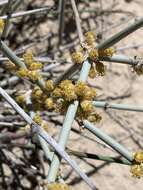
[93,101,143,112]
[83,120,133,162]
[0,6,55,20]
[58,0,66,45]
[67,149,132,165]
[100,54,139,65]
[97,17,143,50]
[0,40,26,68]
[71,0,84,43]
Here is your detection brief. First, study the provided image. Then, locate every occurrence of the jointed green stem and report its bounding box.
[97,17,143,50]
[93,101,143,112]
[67,149,132,165]
[0,40,26,68]
[83,120,133,162]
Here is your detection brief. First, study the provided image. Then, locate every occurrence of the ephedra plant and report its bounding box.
[0,0,143,189]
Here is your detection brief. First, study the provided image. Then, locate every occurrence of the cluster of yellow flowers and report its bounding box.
[47,182,70,190]
[6,50,43,81]
[39,181,70,190]
[0,18,4,33]
[17,50,43,81]
[16,79,101,124]
[71,31,114,78]
[16,94,28,111]
[31,82,55,111]
[15,80,55,112]
[130,151,143,178]
[9,47,101,124]
[51,80,101,123]
[33,113,49,132]
[16,94,49,132]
